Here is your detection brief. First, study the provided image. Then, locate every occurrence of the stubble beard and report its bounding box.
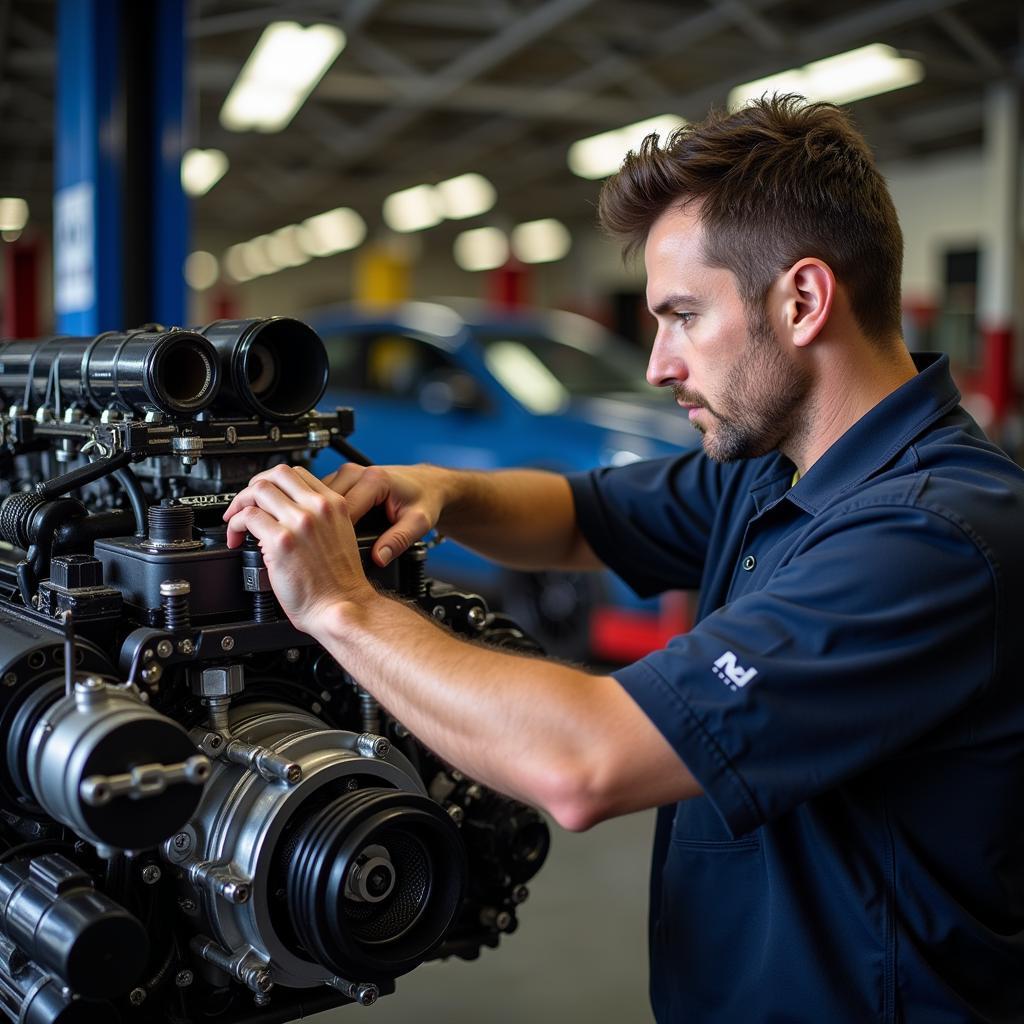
[675,306,812,463]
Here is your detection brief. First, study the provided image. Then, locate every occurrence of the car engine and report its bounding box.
[0,318,549,1023]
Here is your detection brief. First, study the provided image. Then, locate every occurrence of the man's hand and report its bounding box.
[321,463,450,567]
[222,464,377,635]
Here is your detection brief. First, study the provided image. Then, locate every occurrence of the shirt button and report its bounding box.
[742,555,757,571]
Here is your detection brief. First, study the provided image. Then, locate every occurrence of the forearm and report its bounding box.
[224,464,700,828]
[321,590,617,826]
[434,466,600,571]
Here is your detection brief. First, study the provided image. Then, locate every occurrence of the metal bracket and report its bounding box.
[80,754,210,807]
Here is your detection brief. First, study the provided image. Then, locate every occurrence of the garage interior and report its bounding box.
[0,2,1021,1023]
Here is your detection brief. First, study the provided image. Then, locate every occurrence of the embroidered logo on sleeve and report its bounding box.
[713,651,758,690]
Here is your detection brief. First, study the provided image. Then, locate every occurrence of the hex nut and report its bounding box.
[195,664,244,697]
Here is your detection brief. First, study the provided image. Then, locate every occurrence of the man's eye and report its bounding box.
[675,311,695,325]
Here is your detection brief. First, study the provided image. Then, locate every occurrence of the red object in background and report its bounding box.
[590,591,692,663]
[981,325,1015,424]
[487,260,530,310]
[3,237,40,337]
[208,287,239,321]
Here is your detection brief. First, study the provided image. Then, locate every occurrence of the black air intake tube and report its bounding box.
[197,317,329,420]
[0,329,220,416]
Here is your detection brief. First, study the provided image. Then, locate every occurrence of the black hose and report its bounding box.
[35,451,132,501]
[329,435,373,467]
[112,467,148,537]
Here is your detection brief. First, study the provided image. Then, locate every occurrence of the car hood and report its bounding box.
[568,393,700,450]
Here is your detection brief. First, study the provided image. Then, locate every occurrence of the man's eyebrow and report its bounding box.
[649,294,702,316]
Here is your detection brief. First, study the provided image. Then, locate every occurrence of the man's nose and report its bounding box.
[646,329,686,388]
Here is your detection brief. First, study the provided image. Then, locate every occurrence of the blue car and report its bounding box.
[307,300,700,661]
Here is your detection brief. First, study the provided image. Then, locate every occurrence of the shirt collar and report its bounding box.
[782,352,960,515]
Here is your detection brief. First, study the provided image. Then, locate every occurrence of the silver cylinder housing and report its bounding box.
[167,703,465,992]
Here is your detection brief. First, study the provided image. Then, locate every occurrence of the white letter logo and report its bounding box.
[713,651,758,690]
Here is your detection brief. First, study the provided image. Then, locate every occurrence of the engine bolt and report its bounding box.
[141,663,163,685]
[221,635,235,651]
[479,906,512,930]
[225,426,238,444]
[141,864,162,885]
[177,897,196,913]
[346,778,360,790]
[175,970,194,988]
[431,605,446,620]
[467,605,487,630]
[356,733,390,758]
[512,885,530,904]
[355,983,378,1006]
[129,987,146,1006]
[178,638,195,655]
[2,672,17,687]
[466,784,483,801]
[285,647,301,662]
[447,804,465,825]
[173,832,191,852]
[156,639,173,658]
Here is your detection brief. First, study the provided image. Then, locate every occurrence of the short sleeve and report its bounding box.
[613,502,998,836]
[567,451,742,596]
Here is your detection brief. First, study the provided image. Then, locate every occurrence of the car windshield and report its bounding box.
[477,329,651,413]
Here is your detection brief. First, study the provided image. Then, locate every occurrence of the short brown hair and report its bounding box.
[598,94,904,342]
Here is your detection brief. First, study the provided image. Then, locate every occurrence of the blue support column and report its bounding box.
[54,0,123,335]
[152,0,188,328]
[54,0,187,335]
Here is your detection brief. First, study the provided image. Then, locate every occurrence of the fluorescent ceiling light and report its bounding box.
[224,244,255,283]
[241,236,279,276]
[220,21,346,133]
[383,184,444,233]
[436,173,496,220]
[184,251,219,291]
[299,207,366,256]
[0,197,29,232]
[181,149,229,196]
[568,114,686,180]
[453,227,508,272]
[512,218,572,264]
[729,43,924,110]
[267,225,310,268]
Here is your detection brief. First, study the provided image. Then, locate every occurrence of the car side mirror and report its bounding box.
[417,369,485,415]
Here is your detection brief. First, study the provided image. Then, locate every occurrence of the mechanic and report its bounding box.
[223,95,1024,1023]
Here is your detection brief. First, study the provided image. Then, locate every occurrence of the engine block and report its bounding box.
[0,318,549,1023]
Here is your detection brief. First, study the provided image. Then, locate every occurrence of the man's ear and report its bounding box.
[778,258,835,349]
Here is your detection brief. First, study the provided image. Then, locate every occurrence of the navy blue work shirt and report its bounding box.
[568,354,1024,1023]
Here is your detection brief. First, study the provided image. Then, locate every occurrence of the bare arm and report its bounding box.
[324,463,603,572]
[222,465,702,830]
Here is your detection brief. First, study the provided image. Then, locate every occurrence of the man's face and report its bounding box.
[644,206,811,462]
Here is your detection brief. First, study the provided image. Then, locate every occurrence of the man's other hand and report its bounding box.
[222,464,376,635]
[321,463,448,567]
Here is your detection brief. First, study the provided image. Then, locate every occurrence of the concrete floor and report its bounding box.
[308,810,657,1024]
